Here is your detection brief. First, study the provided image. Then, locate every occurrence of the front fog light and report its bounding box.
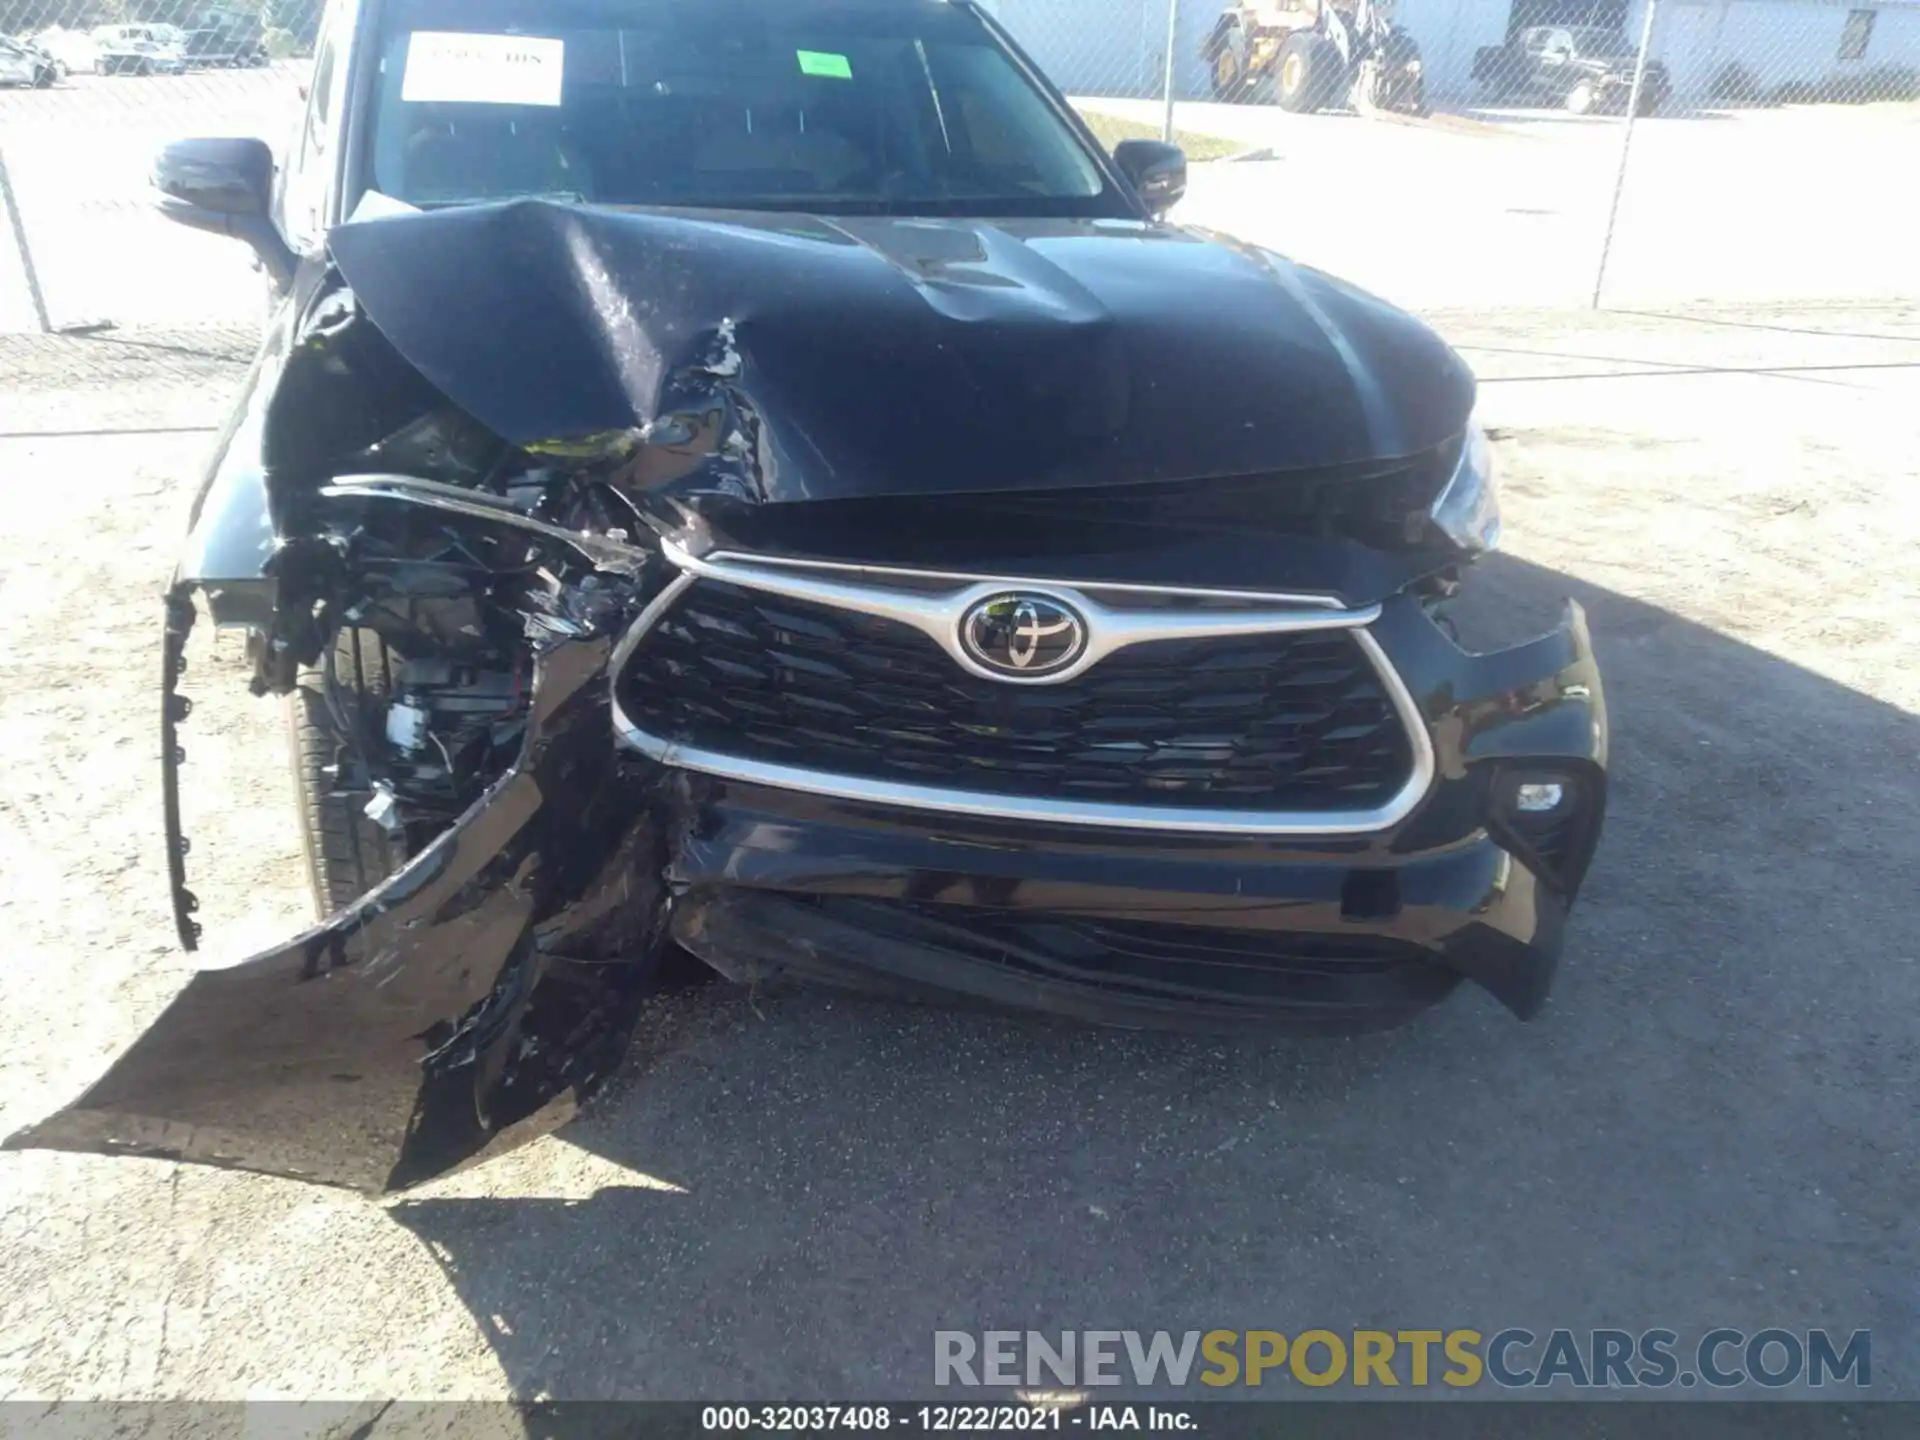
[1515,781,1566,813]
[1500,772,1599,891]
[1431,418,1502,554]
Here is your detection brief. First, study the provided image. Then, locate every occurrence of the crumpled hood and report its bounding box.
[326,199,1472,503]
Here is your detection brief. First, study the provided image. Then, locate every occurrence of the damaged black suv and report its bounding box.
[12,0,1606,1192]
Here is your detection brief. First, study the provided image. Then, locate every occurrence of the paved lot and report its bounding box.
[3,70,1916,333]
[0,68,299,334]
[1,303,1915,1404]
[1081,96,1920,311]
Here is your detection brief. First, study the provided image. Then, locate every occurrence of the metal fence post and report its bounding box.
[1591,0,1660,309]
[0,146,53,335]
[1161,0,1182,141]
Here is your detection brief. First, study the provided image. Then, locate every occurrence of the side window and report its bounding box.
[281,14,343,251]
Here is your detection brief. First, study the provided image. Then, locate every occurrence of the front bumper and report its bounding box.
[655,593,1606,1032]
[16,586,1601,1193]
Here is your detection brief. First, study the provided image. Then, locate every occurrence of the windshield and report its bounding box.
[1566,27,1632,55]
[363,0,1124,218]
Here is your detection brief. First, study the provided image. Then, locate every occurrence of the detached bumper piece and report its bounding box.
[160,587,200,951]
[7,639,667,1193]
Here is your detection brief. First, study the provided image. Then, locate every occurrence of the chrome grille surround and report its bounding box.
[611,541,1436,837]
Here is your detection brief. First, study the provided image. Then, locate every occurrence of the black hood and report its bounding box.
[326,200,1472,504]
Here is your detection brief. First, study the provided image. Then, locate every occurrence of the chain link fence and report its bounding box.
[2,0,1916,363]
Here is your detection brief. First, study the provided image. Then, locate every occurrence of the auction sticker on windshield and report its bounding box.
[402,31,565,107]
[797,49,854,79]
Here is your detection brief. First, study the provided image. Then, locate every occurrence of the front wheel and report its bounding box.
[1634,88,1663,116]
[287,628,409,918]
[1565,79,1598,114]
[1275,32,1339,113]
[1208,23,1250,101]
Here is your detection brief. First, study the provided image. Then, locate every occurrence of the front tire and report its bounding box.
[1208,22,1250,101]
[1275,32,1340,113]
[1565,79,1598,114]
[288,628,408,918]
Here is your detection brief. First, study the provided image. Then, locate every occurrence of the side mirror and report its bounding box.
[153,137,296,291]
[1112,138,1188,217]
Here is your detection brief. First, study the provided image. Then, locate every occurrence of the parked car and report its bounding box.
[30,25,95,73]
[0,35,63,87]
[1474,25,1670,114]
[7,0,1606,1194]
[90,23,188,75]
[184,12,271,68]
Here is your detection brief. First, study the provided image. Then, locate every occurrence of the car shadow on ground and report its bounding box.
[386,553,1917,1403]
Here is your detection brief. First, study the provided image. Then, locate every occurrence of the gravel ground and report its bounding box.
[0,302,1915,1407]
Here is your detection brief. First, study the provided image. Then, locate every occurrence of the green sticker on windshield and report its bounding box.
[797,49,853,79]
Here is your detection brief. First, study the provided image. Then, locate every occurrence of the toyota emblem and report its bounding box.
[959,593,1089,680]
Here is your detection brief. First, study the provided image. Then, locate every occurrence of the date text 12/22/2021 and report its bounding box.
[701,1407,1195,1433]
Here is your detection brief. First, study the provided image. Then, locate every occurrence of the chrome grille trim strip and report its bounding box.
[695,547,1348,609]
[661,540,1378,689]
[611,548,1436,837]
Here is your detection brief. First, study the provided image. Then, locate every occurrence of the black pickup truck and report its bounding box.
[183,9,270,68]
[1473,25,1669,113]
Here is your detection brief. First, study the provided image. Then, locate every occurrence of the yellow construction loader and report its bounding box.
[1202,0,1429,114]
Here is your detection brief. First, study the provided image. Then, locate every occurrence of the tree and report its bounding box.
[262,0,317,49]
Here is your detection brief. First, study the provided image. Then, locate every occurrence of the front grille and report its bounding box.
[618,579,1414,812]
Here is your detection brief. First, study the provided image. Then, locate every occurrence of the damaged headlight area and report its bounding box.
[1430,419,1502,556]
[167,281,710,937]
[43,278,705,1192]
